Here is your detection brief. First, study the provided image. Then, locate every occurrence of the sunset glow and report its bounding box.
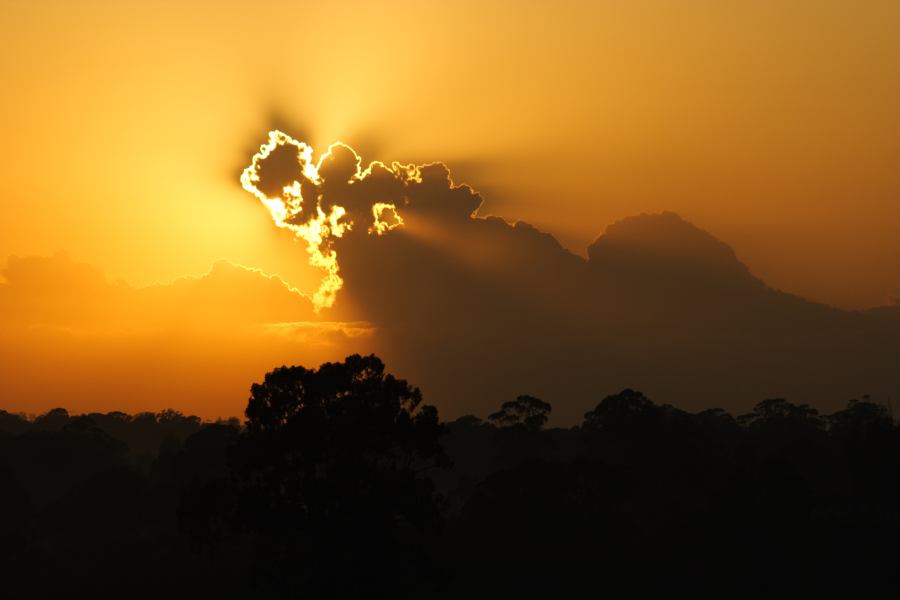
[370,203,404,236]
[2,0,898,421]
[3,3,900,594]
[240,131,413,310]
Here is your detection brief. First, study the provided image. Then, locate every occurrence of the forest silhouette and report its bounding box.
[1,354,898,598]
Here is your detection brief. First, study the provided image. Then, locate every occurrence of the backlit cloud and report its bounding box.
[241,131,480,310]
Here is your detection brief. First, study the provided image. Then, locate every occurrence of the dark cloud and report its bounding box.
[254,143,306,201]
[587,211,756,283]
[249,133,483,234]
[248,142,899,423]
[229,108,316,187]
[243,134,900,421]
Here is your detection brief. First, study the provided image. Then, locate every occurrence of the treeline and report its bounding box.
[1,355,899,598]
[0,407,237,463]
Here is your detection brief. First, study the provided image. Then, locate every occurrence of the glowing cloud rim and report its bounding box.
[240,130,405,311]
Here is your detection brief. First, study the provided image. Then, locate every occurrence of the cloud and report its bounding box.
[0,252,321,330]
[241,131,482,310]
[5,138,898,424]
[0,253,374,417]
[587,211,757,283]
[240,136,900,423]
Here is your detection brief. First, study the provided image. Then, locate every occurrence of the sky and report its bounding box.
[2,0,899,309]
[2,1,900,419]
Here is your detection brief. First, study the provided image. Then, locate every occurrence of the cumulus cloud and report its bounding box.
[241,131,482,310]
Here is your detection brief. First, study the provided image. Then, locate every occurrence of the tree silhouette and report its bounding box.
[229,353,448,597]
[829,396,893,442]
[488,395,552,430]
[582,388,657,431]
[738,397,824,431]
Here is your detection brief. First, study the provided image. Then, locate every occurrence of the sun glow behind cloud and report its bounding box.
[241,130,408,312]
[3,1,900,308]
[370,202,405,236]
[241,131,414,310]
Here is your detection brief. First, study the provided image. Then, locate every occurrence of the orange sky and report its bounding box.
[2,0,899,309]
[2,1,900,419]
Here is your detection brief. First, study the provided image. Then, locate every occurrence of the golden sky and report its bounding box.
[2,1,900,419]
[2,0,899,308]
